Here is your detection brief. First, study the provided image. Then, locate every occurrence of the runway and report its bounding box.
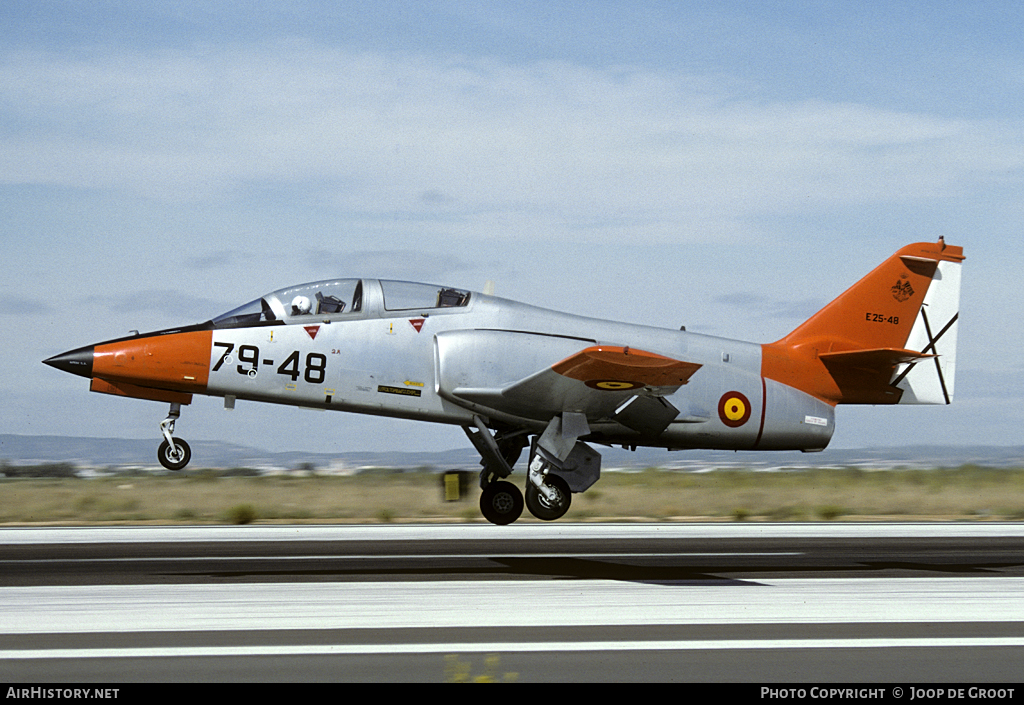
[2,523,1023,682]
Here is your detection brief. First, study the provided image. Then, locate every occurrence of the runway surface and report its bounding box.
[2,523,1023,682]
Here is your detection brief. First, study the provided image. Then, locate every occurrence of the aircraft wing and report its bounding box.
[438,334,701,436]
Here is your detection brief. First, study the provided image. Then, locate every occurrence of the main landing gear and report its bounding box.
[467,417,575,526]
[478,475,572,525]
[479,481,524,525]
[157,402,191,471]
[525,473,571,522]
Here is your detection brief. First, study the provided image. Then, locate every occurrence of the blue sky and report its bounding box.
[3,2,1022,457]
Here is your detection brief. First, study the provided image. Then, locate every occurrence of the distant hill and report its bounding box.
[0,434,468,472]
[2,434,1023,474]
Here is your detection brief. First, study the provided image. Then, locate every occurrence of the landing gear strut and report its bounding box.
[157,403,191,471]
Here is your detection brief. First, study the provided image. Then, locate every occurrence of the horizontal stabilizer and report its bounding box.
[819,348,935,367]
[819,348,935,405]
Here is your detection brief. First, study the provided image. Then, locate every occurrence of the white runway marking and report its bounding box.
[6,637,1024,660]
[3,522,1024,544]
[0,551,800,565]
[3,577,1024,634]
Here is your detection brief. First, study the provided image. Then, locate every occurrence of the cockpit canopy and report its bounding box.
[270,279,365,319]
[378,280,470,310]
[211,279,471,328]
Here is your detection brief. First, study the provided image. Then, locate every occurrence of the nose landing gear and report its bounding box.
[157,403,191,471]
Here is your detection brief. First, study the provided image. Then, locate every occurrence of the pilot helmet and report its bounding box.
[291,295,312,315]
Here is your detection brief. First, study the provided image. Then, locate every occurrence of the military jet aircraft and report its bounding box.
[45,239,963,524]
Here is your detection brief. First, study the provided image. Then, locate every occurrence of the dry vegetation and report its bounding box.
[2,465,1024,525]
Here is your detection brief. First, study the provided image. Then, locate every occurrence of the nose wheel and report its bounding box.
[158,437,191,471]
[157,403,191,471]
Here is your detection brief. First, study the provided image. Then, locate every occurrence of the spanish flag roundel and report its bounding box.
[585,379,644,391]
[718,391,751,428]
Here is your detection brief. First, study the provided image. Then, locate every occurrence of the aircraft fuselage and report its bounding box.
[44,241,964,524]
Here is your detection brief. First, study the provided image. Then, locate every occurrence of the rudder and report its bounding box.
[892,252,963,404]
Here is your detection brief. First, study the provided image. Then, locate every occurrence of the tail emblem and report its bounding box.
[891,276,914,303]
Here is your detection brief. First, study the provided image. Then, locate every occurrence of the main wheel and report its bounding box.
[525,474,571,521]
[479,481,524,525]
[158,438,191,471]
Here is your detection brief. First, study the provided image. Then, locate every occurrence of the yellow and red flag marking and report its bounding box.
[718,391,751,427]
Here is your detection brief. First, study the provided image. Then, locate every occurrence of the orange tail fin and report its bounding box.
[762,240,964,405]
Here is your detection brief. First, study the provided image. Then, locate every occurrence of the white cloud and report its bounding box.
[2,44,1021,245]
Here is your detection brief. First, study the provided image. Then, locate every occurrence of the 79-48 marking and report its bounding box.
[213,342,327,383]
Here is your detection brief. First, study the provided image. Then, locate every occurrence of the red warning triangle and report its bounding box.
[304,325,320,340]
[409,318,425,333]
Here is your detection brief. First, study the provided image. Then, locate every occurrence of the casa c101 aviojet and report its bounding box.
[45,239,964,524]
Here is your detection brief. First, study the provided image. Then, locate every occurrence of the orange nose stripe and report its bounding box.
[93,330,212,392]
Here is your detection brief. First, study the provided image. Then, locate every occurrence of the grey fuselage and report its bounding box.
[205,278,834,453]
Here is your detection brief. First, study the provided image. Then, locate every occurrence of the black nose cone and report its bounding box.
[43,346,94,379]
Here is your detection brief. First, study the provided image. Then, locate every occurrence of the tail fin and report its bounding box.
[762,239,964,405]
